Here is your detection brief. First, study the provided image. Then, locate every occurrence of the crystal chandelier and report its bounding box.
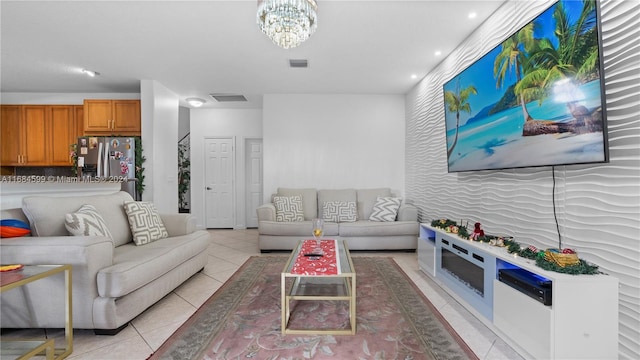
[257,0,318,49]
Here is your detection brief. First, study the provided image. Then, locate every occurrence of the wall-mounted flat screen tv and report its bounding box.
[443,0,609,172]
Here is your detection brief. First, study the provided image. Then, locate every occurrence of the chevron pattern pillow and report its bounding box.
[273,195,304,222]
[369,197,402,222]
[65,204,114,239]
[123,201,169,245]
[322,201,357,222]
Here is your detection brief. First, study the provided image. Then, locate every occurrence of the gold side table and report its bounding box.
[1,265,73,360]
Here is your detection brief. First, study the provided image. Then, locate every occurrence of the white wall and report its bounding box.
[405,0,640,358]
[262,94,406,201]
[140,80,179,213]
[190,108,262,229]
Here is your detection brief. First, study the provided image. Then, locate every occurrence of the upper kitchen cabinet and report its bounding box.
[0,105,79,166]
[84,99,141,135]
[49,105,77,166]
[1,105,49,166]
[1,105,23,166]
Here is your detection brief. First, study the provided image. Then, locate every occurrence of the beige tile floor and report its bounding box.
[2,229,523,360]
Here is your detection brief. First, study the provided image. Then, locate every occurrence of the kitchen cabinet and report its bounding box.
[0,105,79,166]
[84,99,140,135]
[49,105,77,166]
[1,105,22,166]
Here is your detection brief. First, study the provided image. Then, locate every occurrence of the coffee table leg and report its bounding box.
[281,273,286,334]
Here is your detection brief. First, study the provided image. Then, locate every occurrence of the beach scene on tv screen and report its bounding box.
[444,0,607,172]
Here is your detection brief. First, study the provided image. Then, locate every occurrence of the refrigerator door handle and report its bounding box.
[97,142,103,177]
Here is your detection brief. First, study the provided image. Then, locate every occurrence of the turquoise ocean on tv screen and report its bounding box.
[446,80,605,171]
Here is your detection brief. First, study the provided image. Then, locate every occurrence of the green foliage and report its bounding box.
[432,218,601,275]
[177,141,190,209]
[134,137,145,198]
[535,258,599,275]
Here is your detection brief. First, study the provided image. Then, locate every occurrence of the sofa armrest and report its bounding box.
[160,213,196,236]
[397,203,418,222]
[0,235,114,328]
[257,203,276,222]
[0,235,114,269]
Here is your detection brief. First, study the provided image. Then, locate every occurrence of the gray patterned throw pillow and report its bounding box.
[369,197,402,222]
[123,201,169,245]
[65,204,114,239]
[322,201,357,222]
[273,195,304,222]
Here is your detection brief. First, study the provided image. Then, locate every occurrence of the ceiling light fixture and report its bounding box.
[81,69,99,77]
[435,50,442,56]
[468,12,477,19]
[257,0,318,49]
[186,98,206,107]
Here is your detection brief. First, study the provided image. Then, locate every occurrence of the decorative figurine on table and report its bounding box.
[470,222,484,240]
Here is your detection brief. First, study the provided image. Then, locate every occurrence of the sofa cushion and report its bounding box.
[97,232,209,298]
[317,189,356,218]
[357,188,392,220]
[258,220,340,237]
[64,204,113,239]
[22,191,134,247]
[369,196,402,222]
[123,201,169,245]
[321,201,357,222]
[277,188,317,220]
[338,220,419,237]
[273,196,305,222]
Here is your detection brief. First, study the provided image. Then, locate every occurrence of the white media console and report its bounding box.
[418,224,619,360]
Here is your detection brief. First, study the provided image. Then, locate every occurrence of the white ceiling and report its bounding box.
[0,0,506,108]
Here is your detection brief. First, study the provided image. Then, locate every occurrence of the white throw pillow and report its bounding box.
[322,201,357,222]
[123,201,169,245]
[273,195,304,222]
[369,197,402,222]
[65,204,114,239]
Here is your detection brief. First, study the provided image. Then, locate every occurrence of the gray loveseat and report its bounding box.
[0,191,209,334]
[257,188,419,251]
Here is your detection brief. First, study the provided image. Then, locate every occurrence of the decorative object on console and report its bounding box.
[470,222,485,240]
[0,219,31,238]
[430,218,599,274]
[123,201,169,245]
[257,0,318,49]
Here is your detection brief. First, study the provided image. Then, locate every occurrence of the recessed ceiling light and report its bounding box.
[186,98,206,107]
[411,74,418,79]
[435,50,442,56]
[468,12,477,19]
[81,69,99,77]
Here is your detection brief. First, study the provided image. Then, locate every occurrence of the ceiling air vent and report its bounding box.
[289,59,308,68]
[209,94,248,102]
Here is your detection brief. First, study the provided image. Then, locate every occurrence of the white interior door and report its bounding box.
[205,137,234,228]
[245,138,263,228]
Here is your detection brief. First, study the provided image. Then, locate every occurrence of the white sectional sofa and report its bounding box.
[0,191,210,335]
[257,188,419,251]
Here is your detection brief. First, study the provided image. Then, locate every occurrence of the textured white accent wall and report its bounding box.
[405,0,640,358]
[263,94,406,201]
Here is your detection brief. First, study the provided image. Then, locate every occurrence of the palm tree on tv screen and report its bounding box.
[445,78,477,158]
[493,22,536,123]
[518,0,599,102]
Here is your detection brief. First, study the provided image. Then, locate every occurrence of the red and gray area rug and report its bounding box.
[148,256,477,360]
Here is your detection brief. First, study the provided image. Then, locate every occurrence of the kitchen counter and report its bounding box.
[0,176,133,209]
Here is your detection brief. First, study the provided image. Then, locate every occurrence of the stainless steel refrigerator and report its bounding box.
[77,136,137,198]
